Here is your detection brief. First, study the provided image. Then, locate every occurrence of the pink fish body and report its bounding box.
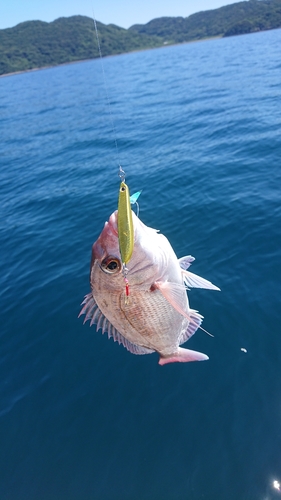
[79,210,220,365]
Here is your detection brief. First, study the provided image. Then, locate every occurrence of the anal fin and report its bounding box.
[179,309,203,344]
[178,255,195,270]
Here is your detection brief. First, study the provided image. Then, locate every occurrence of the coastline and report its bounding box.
[0,35,222,79]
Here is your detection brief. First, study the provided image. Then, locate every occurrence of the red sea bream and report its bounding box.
[79,210,220,365]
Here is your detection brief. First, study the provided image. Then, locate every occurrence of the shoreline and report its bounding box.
[0,36,222,79]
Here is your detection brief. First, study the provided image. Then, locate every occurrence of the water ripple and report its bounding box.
[0,28,281,500]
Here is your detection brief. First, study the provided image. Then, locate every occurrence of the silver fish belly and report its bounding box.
[79,210,220,365]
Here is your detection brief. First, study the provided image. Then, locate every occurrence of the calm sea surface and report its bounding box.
[1,28,281,500]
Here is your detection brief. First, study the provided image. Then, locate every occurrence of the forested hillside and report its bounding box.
[130,0,281,41]
[0,16,161,76]
[1,0,281,76]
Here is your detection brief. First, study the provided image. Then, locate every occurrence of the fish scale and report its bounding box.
[120,289,185,352]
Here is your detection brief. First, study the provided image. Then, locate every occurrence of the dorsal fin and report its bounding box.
[79,293,154,355]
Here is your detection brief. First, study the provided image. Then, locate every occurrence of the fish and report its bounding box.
[79,210,220,365]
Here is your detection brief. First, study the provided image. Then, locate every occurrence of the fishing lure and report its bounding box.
[118,181,134,302]
[118,181,134,267]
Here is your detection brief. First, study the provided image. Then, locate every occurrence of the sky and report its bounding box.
[0,0,241,30]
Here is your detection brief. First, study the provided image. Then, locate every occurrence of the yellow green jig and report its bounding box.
[117,167,136,302]
[118,180,134,266]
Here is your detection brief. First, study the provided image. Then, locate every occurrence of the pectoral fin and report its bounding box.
[154,281,194,322]
[154,281,214,337]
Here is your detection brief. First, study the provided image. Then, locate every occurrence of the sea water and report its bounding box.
[0,28,281,500]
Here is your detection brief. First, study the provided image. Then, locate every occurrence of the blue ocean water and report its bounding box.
[1,28,281,499]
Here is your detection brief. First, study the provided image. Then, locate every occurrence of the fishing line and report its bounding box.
[91,6,134,302]
[91,6,122,176]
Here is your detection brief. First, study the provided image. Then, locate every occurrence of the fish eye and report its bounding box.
[101,257,121,274]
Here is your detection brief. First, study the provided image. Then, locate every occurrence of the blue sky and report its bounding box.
[1,0,240,30]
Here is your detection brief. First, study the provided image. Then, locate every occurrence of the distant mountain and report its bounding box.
[130,0,281,42]
[1,0,281,76]
[0,16,162,76]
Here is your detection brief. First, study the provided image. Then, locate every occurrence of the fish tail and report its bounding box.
[159,347,209,365]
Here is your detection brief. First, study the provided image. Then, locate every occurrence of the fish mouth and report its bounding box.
[92,210,119,263]
[107,210,118,236]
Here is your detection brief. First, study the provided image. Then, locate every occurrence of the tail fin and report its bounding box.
[159,347,209,365]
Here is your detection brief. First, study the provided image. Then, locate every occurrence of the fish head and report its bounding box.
[90,209,166,288]
[91,210,123,277]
